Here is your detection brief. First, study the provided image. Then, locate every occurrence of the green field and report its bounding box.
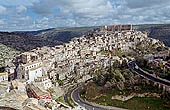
[80,82,170,110]
[93,96,170,110]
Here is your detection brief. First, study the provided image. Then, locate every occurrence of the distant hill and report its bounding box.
[15,27,97,43]
[0,27,96,52]
[15,24,170,47]
[134,24,170,47]
[0,24,169,53]
[0,32,61,51]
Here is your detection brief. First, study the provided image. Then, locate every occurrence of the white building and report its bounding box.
[34,75,52,90]
[17,60,43,83]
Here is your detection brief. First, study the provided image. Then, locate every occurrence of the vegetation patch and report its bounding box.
[55,96,68,105]
[80,60,170,110]
[93,96,169,110]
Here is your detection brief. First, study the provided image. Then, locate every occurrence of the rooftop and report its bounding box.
[22,52,37,56]
[23,60,42,67]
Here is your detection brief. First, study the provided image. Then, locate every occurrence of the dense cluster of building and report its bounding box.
[100,24,132,32]
[0,25,165,110]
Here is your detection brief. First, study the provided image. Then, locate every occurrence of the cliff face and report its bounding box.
[134,24,170,47]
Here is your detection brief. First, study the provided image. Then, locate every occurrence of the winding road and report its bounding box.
[128,60,170,86]
[71,86,127,110]
[70,60,170,110]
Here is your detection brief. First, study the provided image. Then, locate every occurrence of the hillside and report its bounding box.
[15,27,97,43]
[0,32,61,51]
[134,24,170,47]
[0,43,20,67]
[15,24,170,47]
[0,24,170,53]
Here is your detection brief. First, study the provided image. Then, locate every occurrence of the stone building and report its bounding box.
[17,60,43,83]
[100,24,132,32]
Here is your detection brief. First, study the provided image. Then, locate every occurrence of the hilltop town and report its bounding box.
[0,25,169,110]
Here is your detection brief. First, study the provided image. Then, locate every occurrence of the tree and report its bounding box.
[136,56,148,67]
[112,60,120,68]
[114,70,125,82]
[0,67,5,73]
[121,60,128,69]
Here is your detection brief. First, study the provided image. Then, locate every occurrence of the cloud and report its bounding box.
[125,0,170,9]
[17,5,27,14]
[19,16,31,21]
[0,19,4,24]
[1,0,170,31]
[32,0,113,18]
[60,0,113,18]
[0,0,39,6]
[0,5,6,14]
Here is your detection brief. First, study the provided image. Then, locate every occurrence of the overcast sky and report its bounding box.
[0,0,170,31]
